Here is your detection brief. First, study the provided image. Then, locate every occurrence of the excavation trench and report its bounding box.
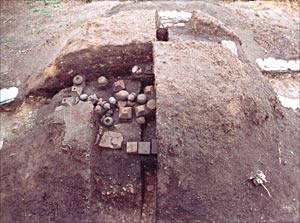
[35,42,159,222]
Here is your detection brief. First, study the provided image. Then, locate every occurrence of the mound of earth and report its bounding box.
[0,1,299,223]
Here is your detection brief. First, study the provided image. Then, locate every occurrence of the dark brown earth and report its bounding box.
[1,1,299,223]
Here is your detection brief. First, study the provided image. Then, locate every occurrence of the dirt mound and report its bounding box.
[1,2,299,223]
[154,41,299,222]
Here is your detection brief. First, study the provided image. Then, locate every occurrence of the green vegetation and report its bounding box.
[34,8,52,14]
[5,37,11,43]
[43,0,62,5]
[32,28,44,35]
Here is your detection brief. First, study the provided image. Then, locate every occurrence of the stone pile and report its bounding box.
[59,65,157,156]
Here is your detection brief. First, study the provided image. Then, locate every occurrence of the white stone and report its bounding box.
[263,57,278,71]
[221,40,238,56]
[158,11,192,21]
[256,58,265,70]
[0,87,18,105]
[276,59,288,71]
[287,60,300,71]
[0,138,3,150]
[278,96,299,110]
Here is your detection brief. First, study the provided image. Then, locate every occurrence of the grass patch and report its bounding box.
[44,0,62,5]
[5,37,11,43]
[26,0,35,8]
[34,8,52,14]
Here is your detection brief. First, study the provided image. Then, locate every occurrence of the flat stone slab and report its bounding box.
[99,131,123,149]
[138,142,151,155]
[126,142,138,154]
[151,139,159,155]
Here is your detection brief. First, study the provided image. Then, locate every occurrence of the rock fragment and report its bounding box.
[99,131,123,149]
[132,65,142,75]
[144,85,154,94]
[0,87,18,105]
[97,76,108,87]
[221,40,238,56]
[135,105,149,117]
[94,105,103,114]
[113,80,126,92]
[146,99,156,111]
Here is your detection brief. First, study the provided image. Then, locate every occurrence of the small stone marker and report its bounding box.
[99,131,123,149]
[146,99,156,111]
[126,142,138,154]
[144,65,152,74]
[151,139,159,155]
[135,105,149,117]
[144,85,154,94]
[136,116,146,125]
[119,107,132,120]
[97,76,108,87]
[113,80,125,92]
[138,142,151,155]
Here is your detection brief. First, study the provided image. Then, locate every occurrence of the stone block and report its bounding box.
[113,80,125,92]
[151,139,159,155]
[126,142,138,154]
[135,105,149,117]
[99,131,123,149]
[119,107,132,120]
[146,99,156,111]
[138,142,151,155]
[144,85,154,94]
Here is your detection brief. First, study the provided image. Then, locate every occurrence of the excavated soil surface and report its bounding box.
[1,1,299,223]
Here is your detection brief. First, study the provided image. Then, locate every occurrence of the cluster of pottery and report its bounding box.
[63,65,156,128]
[93,77,156,127]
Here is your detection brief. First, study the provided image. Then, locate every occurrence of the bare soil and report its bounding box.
[0,1,299,223]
